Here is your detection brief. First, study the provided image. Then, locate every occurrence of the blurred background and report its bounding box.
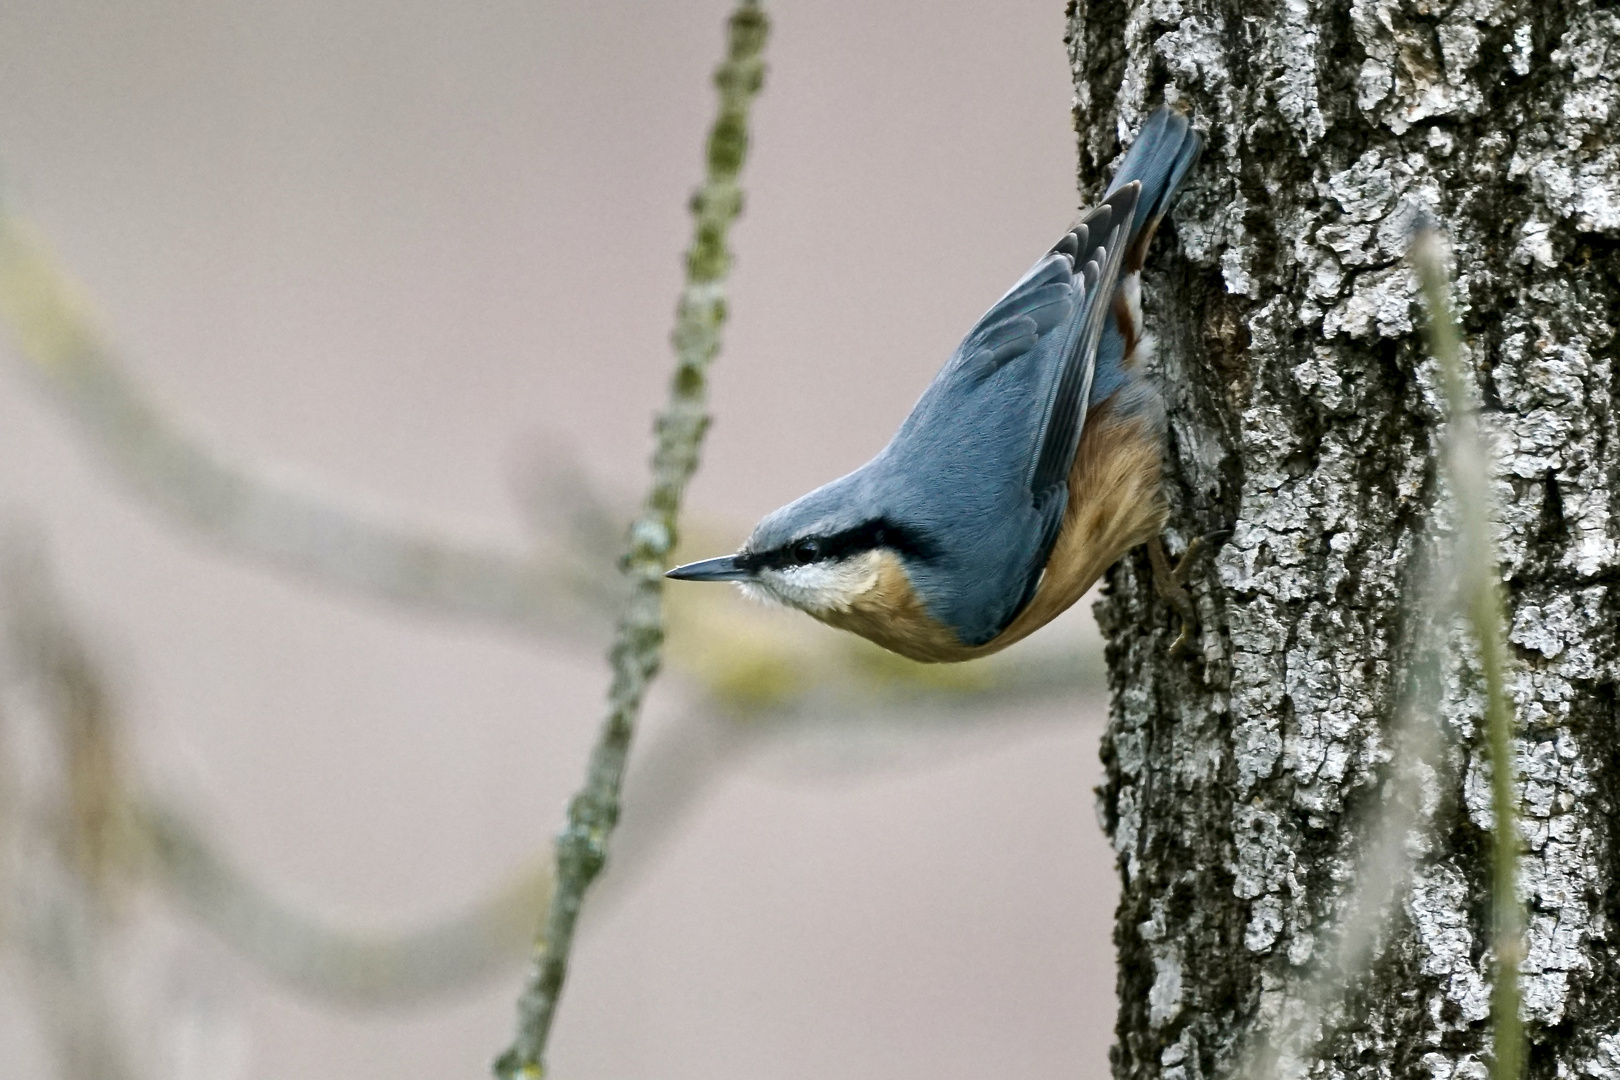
[0,1,1118,1077]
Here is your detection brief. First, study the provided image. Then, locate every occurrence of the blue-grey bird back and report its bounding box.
[749,108,1201,646]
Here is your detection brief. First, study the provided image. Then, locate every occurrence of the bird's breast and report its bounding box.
[995,400,1166,647]
[814,549,972,663]
[816,398,1167,664]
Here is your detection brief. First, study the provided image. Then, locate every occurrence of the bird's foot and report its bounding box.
[1147,535,1201,659]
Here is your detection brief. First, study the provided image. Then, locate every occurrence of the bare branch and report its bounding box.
[0,211,597,635]
[139,801,550,1009]
[496,3,770,1074]
[3,538,551,1023]
[1,543,144,1080]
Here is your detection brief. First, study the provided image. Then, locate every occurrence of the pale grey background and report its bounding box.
[0,1,1119,1077]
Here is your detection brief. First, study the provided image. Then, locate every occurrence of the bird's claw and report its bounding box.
[1148,535,1201,659]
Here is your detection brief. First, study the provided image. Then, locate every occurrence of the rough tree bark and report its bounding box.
[1068,1,1620,1078]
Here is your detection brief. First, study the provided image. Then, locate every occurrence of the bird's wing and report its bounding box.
[880,184,1140,645]
[1021,183,1139,508]
[951,186,1137,498]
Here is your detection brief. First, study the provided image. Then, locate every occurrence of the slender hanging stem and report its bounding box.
[1412,229,1523,1080]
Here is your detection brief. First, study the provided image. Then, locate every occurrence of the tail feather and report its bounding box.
[1106,107,1202,271]
[1082,107,1201,415]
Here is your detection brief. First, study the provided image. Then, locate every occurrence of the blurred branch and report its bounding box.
[0,211,598,636]
[9,863,144,1080]
[2,540,142,907]
[2,542,145,1080]
[600,664,1096,906]
[140,801,550,1008]
[496,3,770,1074]
[1413,229,1523,1080]
[1,539,550,1025]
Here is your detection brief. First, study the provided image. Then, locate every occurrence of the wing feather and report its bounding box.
[880,182,1143,644]
[1027,182,1139,502]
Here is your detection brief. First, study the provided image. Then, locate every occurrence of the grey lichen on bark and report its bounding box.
[1068,0,1620,1077]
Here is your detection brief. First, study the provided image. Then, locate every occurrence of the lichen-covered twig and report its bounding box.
[1412,229,1523,1080]
[0,212,596,635]
[494,4,768,1075]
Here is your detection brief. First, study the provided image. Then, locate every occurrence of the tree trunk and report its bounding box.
[1068,0,1620,1077]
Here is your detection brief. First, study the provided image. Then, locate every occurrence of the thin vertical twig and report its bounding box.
[1412,228,1523,1080]
[494,4,769,1076]
[2,543,146,1080]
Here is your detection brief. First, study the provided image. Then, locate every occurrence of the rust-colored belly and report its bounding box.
[819,400,1166,663]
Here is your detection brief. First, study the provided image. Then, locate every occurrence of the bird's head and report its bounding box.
[666,484,935,619]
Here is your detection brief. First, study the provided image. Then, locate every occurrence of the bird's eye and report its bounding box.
[790,538,821,565]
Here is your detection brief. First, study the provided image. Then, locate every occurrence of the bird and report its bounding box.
[667,106,1202,663]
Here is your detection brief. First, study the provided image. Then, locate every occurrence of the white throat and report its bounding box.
[738,551,884,615]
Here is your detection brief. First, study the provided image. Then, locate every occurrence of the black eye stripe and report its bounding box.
[747,519,937,570]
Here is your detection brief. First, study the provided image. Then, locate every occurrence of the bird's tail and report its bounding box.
[1105,107,1202,272]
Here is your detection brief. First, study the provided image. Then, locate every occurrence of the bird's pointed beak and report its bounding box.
[665,554,752,582]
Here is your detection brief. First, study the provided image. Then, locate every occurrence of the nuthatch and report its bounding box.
[668,107,1201,663]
